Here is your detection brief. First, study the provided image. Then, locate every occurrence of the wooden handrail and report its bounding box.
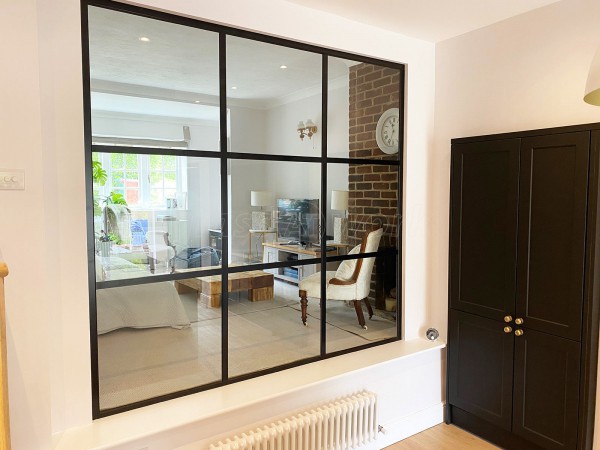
[0,262,10,450]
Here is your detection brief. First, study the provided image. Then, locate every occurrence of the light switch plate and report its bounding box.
[0,170,25,190]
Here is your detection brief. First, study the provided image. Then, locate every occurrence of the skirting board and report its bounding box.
[376,402,445,449]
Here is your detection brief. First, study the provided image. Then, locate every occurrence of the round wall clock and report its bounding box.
[375,107,400,154]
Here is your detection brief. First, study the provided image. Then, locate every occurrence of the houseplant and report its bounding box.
[92,159,129,249]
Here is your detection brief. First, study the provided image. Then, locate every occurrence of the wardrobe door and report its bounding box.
[448,310,514,430]
[513,328,581,450]
[450,139,520,320]
[516,132,589,341]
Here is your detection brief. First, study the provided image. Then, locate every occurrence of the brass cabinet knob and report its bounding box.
[515,329,524,336]
[504,315,513,323]
[515,318,524,325]
[503,326,512,333]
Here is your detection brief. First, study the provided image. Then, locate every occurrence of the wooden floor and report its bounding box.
[385,424,500,449]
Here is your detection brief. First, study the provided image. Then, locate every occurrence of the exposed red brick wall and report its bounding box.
[348,63,400,306]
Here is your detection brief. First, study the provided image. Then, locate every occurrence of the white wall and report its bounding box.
[0,2,55,448]
[0,0,435,448]
[433,0,600,446]
[264,83,350,236]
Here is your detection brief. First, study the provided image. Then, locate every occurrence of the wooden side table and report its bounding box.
[175,270,274,308]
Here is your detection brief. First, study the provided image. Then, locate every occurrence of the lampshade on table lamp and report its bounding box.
[331,190,349,243]
[251,190,272,230]
[585,46,600,105]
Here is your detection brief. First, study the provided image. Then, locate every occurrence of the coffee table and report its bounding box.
[174,270,274,308]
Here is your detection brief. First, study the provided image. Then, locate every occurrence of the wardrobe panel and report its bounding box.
[450,139,520,320]
[513,328,581,450]
[448,310,514,430]
[517,132,589,341]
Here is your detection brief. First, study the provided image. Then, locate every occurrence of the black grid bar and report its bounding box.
[84,0,405,419]
[91,145,220,158]
[397,68,406,339]
[320,53,328,357]
[90,144,400,167]
[81,1,101,417]
[326,157,400,166]
[94,250,394,290]
[219,32,229,382]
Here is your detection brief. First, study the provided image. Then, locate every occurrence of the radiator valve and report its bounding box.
[378,425,387,434]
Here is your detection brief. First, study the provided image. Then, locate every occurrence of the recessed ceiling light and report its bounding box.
[194,100,200,103]
[231,86,238,90]
[280,65,288,69]
[139,37,150,42]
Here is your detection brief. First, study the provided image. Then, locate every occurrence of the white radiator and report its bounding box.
[208,391,378,450]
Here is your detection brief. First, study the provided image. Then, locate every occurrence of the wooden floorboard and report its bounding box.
[384,424,500,450]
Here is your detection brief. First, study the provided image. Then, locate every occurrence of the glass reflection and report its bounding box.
[328,57,402,160]
[227,36,322,156]
[88,6,220,152]
[324,252,398,354]
[229,159,322,265]
[93,153,221,282]
[328,162,399,250]
[228,268,320,377]
[97,276,222,410]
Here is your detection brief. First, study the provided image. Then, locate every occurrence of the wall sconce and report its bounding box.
[297,119,318,141]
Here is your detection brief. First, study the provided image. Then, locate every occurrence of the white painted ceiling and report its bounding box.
[89,0,559,117]
[285,0,560,43]
[89,6,350,115]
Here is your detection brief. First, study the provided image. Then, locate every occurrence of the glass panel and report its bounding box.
[228,267,320,377]
[325,255,398,354]
[111,171,125,188]
[164,155,177,171]
[125,154,138,169]
[327,162,399,250]
[328,58,402,160]
[93,153,222,281]
[226,36,322,157]
[229,160,322,265]
[97,275,222,410]
[88,6,220,151]
[325,162,399,352]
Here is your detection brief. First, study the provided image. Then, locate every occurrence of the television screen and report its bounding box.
[277,198,320,245]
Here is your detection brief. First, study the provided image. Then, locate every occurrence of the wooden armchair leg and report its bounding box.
[364,298,374,319]
[299,290,308,326]
[353,300,367,329]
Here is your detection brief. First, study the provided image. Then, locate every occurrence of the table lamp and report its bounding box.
[251,190,272,230]
[331,190,349,243]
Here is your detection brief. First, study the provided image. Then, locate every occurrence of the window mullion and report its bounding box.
[141,154,150,206]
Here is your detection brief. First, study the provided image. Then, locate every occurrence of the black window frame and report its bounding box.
[82,0,405,418]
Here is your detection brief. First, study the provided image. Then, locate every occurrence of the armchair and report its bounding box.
[146,230,176,274]
[298,227,383,329]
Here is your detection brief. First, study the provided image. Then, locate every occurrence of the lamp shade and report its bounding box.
[250,190,272,207]
[331,190,349,211]
[585,46,600,105]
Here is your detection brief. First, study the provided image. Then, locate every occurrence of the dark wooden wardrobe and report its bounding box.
[447,124,600,450]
